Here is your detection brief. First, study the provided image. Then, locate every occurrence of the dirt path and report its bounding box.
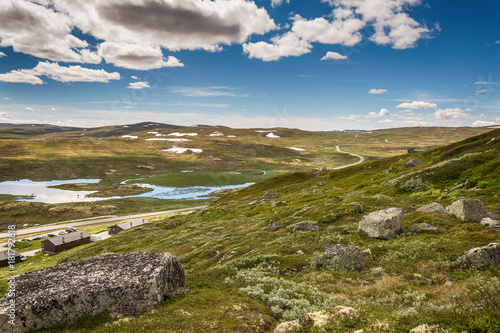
[333,145,365,170]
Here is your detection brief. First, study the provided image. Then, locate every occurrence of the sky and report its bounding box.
[0,0,499,131]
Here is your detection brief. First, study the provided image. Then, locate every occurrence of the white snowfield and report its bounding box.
[121,135,138,139]
[287,147,305,151]
[255,130,275,133]
[266,133,280,138]
[146,138,191,142]
[227,135,237,138]
[168,132,198,137]
[147,131,159,134]
[162,147,203,154]
[209,131,224,137]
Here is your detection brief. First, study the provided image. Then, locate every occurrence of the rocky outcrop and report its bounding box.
[269,219,281,229]
[0,252,184,333]
[456,243,500,268]
[411,223,440,234]
[416,202,446,214]
[405,158,424,168]
[293,222,321,232]
[263,190,277,198]
[480,217,500,228]
[321,244,364,272]
[446,199,488,222]
[358,208,404,240]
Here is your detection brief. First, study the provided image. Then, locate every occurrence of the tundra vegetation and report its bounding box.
[0,123,499,332]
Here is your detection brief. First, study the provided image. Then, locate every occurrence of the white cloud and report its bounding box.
[171,86,247,97]
[0,61,120,84]
[53,0,276,52]
[369,88,388,94]
[475,81,495,85]
[475,89,488,94]
[3,97,9,100]
[496,40,500,44]
[0,51,6,58]
[26,107,34,110]
[131,76,139,80]
[365,108,391,118]
[98,42,183,70]
[127,81,150,90]
[472,120,497,127]
[378,119,394,123]
[396,101,437,110]
[0,112,7,116]
[434,108,472,120]
[271,0,290,7]
[321,51,347,60]
[339,114,360,120]
[243,31,312,61]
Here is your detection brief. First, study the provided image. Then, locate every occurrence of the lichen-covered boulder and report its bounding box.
[0,252,184,333]
[321,244,364,272]
[358,208,404,240]
[293,222,321,232]
[416,202,446,214]
[456,243,500,268]
[405,158,424,168]
[446,199,488,222]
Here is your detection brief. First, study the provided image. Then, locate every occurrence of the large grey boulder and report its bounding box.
[321,244,364,272]
[455,243,500,268]
[416,202,446,214]
[405,158,424,168]
[358,208,404,240]
[0,252,184,333]
[446,199,488,222]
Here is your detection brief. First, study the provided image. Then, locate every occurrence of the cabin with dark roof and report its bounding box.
[42,231,91,254]
[108,219,149,235]
[0,250,22,267]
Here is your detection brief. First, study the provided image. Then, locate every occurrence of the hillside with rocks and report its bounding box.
[1,128,499,332]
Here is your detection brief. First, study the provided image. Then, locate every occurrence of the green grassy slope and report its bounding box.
[2,128,499,332]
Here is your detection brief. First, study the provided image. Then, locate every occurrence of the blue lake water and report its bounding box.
[0,179,253,204]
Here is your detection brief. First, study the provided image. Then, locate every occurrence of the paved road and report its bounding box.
[333,145,365,170]
[0,205,207,239]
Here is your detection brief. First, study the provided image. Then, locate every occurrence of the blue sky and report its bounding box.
[0,0,499,130]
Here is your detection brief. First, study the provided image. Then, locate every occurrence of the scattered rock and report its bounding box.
[0,253,184,333]
[269,219,281,229]
[318,182,326,186]
[232,219,241,223]
[321,244,364,272]
[456,243,500,268]
[249,200,259,206]
[274,319,300,333]
[313,189,322,194]
[296,250,304,255]
[320,166,328,172]
[370,267,386,275]
[411,223,440,234]
[361,248,372,260]
[480,217,500,228]
[405,158,424,168]
[416,202,446,214]
[438,195,450,201]
[488,210,500,219]
[410,324,446,333]
[332,306,358,318]
[263,190,277,198]
[298,310,330,328]
[444,280,454,286]
[413,273,433,285]
[446,198,488,222]
[293,222,321,232]
[448,181,468,193]
[358,208,404,240]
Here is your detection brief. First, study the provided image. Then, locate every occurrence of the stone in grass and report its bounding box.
[413,273,433,285]
[249,200,259,206]
[481,217,500,228]
[263,190,277,198]
[293,221,321,232]
[405,158,424,168]
[0,252,184,333]
[370,267,386,275]
[411,223,440,234]
[269,219,281,229]
[313,189,322,194]
[455,243,500,268]
[446,198,488,222]
[416,202,446,214]
[358,208,404,240]
[321,244,364,272]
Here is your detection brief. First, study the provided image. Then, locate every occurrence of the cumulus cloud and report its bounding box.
[127,81,150,89]
[53,0,276,52]
[271,0,290,7]
[171,86,248,97]
[369,88,388,94]
[378,119,394,123]
[434,108,472,120]
[339,114,360,120]
[365,108,391,118]
[474,81,495,85]
[0,61,120,84]
[472,120,498,127]
[321,51,347,60]
[97,42,183,70]
[243,31,312,61]
[396,101,437,110]
[0,51,6,58]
